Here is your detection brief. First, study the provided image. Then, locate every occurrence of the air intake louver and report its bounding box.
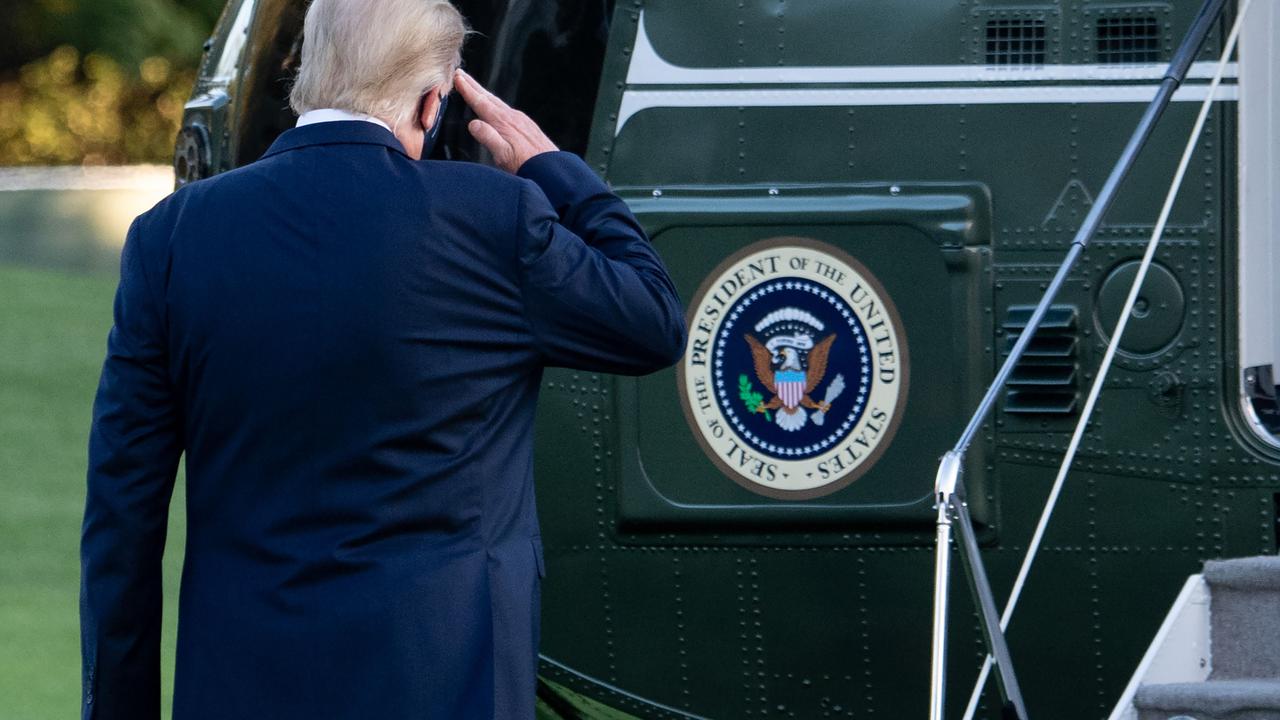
[1096,16,1161,64]
[1003,305,1079,415]
[985,19,1047,66]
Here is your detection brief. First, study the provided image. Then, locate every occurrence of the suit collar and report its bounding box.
[262,120,410,159]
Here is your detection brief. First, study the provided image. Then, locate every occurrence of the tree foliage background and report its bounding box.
[0,0,226,165]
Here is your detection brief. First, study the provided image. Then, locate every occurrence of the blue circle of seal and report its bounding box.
[713,278,872,461]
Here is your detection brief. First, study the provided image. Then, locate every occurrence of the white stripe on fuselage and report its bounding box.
[616,84,1238,134]
[626,10,1238,86]
[616,10,1239,136]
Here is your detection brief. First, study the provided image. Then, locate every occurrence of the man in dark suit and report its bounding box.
[79,1,686,717]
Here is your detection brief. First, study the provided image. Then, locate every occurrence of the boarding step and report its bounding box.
[1108,556,1280,720]
[1133,679,1280,720]
[1204,557,1280,680]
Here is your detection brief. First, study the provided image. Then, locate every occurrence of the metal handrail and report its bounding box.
[960,5,1253,717]
[927,0,1232,718]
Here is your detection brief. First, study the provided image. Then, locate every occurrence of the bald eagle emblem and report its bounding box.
[742,307,847,432]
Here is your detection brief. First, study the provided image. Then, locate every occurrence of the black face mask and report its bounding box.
[420,93,448,159]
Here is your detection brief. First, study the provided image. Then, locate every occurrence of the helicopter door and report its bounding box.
[605,183,994,542]
[1238,4,1280,442]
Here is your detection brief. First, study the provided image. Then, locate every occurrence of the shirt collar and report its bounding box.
[296,108,392,132]
[262,119,409,160]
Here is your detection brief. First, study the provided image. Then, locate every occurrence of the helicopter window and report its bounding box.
[210,0,257,85]
[233,0,307,167]
[1237,2,1280,445]
[1096,16,1161,64]
[984,19,1047,66]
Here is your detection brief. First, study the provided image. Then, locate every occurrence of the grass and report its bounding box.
[0,262,187,718]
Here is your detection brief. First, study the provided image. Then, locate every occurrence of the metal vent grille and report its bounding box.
[1003,305,1079,415]
[985,19,1047,66]
[1096,16,1161,63]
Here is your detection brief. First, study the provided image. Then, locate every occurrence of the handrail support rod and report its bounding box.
[953,494,1028,720]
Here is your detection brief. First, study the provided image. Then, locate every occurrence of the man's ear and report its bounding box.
[419,89,444,133]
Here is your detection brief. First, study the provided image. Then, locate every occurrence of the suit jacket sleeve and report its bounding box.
[515,151,688,375]
[81,218,183,720]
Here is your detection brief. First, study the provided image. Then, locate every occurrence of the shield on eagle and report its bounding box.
[775,370,806,409]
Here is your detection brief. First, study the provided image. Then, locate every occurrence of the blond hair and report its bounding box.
[289,0,468,129]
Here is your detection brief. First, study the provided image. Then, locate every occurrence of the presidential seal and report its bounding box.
[677,238,908,500]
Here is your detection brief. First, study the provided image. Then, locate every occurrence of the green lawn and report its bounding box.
[0,262,625,719]
[0,263,188,718]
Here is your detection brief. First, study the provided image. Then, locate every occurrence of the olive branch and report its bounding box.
[738,374,771,421]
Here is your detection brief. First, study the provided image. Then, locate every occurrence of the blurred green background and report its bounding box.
[1,1,220,716]
[1,0,224,165]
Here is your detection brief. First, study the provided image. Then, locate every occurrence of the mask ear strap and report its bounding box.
[415,90,446,126]
[421,93,449,159]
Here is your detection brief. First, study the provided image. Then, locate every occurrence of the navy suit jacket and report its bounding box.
[80,121,686,719]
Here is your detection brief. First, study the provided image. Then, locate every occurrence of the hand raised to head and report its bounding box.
[454,69,558,174]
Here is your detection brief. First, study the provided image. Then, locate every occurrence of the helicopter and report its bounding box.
[173,1,1280,718]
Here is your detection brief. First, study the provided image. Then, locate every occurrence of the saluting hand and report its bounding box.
[454,69,559,174]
